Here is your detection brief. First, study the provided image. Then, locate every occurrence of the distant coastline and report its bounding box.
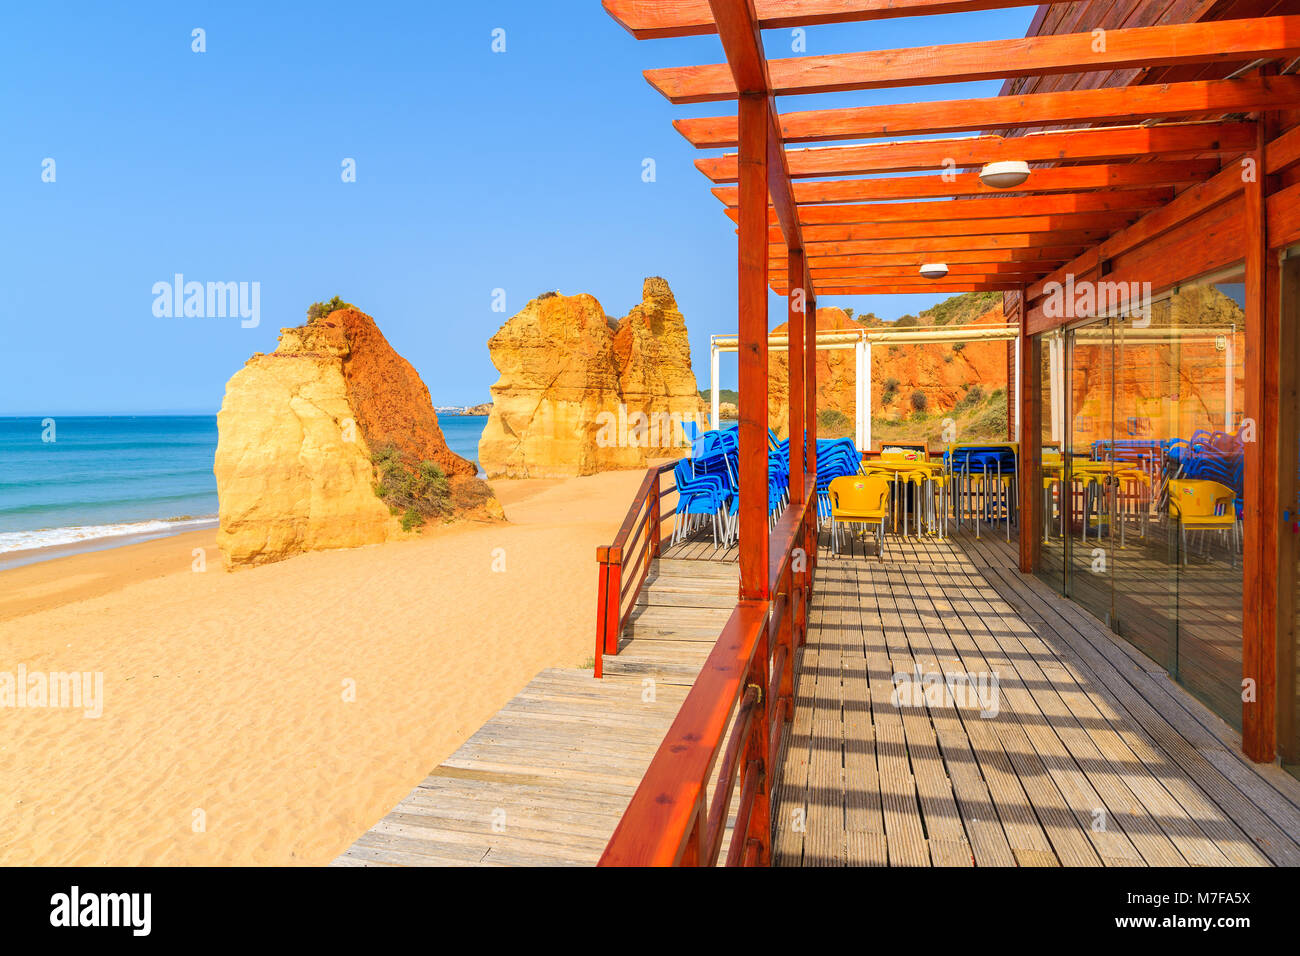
[435,403,492,417]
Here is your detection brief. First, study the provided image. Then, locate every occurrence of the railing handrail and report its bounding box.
[595,459,680,677]
[599,489,817,866]
[605,460,678,560]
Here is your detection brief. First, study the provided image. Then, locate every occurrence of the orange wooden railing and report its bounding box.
[598,482,817,865]
[594,460,678,678]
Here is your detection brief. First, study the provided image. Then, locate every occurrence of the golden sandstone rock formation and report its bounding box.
[215,308,500,568]
[479,278,708,478]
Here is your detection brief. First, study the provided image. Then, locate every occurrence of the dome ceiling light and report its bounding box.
[979,159,1031,189]
[919,263,949,279]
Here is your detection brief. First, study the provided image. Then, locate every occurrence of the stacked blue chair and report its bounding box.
[671,424,802,547]
[814,438,863,527]
[944,444,1018,540]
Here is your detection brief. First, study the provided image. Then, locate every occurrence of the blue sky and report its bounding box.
[1,1,1036,414]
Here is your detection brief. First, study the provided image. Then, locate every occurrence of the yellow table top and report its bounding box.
[862,460,944,473]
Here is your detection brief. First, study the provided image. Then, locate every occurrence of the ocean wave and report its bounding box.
[0,516,218,554]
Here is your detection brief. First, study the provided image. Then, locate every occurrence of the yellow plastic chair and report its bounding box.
[1168,479,1238,566]
[829,475,891,561]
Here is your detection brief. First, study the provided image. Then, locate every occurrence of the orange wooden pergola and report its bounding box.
[597,0,1300,867]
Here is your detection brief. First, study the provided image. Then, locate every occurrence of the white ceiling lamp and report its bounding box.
[979,159,1031,189]
[919,263,949,279]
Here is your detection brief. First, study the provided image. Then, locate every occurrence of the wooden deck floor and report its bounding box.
[773,529,1300,866]
[336,519,1300,867]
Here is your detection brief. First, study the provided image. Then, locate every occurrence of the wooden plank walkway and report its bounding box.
[773,529,1300,867]
[333,556,738,866]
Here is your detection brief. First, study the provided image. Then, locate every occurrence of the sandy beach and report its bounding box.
[0,469,648,866]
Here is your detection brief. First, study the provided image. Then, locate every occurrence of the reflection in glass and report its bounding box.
[1035,274,1246,729]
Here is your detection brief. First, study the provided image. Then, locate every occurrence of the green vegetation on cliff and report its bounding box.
[371,444,451,531]
[306,295,356,321]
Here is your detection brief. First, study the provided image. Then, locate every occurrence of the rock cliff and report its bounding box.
[215,307,500,568]
[767,303,1010,440]
[479,278,708,478]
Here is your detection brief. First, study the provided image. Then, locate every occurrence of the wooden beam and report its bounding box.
[699,122,1256,182]
[810,262,1057,278]
[1243,119,1277,764]
[1267,123,1300,177]
[787,248,805,507]
[1017,298,1041,573]
[715,160,1220,206]
[675,75,1300,148]
[781,211,1142,243]
[603,0,1060,39]
[794,247,1087,269]
[1269,180,1300,250]
[797,276,1047,288]
[728,189,1174,227]
[738,92,770,603]
[784,282,1023,294]
[647,16,1300,104]
[805,288,817,515]
[774,232,1107,258]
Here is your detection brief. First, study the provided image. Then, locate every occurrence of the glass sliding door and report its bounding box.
[1037,330,1065,594]
[1165,277,1245,725]
[1110,302,1179,675]
[1032,270,1248,730]
[1064,318,1115,627]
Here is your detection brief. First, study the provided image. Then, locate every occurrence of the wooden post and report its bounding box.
[743,627,771,866]
[738,92,770,603]
[1016,288,1042,574]
[1279,255,1300,767]
[1007,339,1016,440]
[595,551,608,678]
[1243,120,1277,763]
[805,292,818,616]
[605,548,622,657]
[649,473,661,559]
[788,249,806,507]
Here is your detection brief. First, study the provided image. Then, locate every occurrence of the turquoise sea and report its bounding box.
[0,414,489,558]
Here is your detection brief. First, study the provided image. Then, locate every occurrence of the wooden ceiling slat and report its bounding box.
[674,75,1300,147]
[782,248,1080,266]
[713,159,1220,205]
[602,0,1063,39]
[727,189,1174,226]
[645,15,1300,103]
[697,121,1256,182]
[808,262,1059,277]
[771,234,1098,256]
[782,210,1142,242]
[727,188,1175,227]
[795,272,1048,284]
[775,282,1025,293]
